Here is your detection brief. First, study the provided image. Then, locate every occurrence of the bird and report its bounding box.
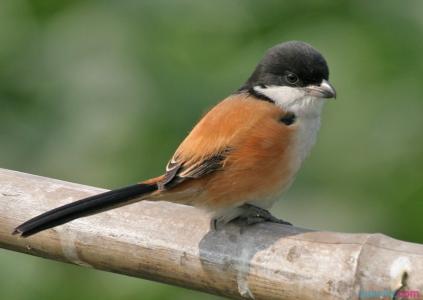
[13,41,336,238]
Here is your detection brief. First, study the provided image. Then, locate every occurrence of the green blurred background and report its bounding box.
[1,0,422,299]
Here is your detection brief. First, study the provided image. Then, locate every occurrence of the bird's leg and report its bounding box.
[210,218,225,231]
[238,204,293,226]
[210,206,245,231]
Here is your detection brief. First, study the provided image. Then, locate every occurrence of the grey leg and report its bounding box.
[210,207,245,231]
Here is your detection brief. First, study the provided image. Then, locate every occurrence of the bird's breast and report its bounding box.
[244,115,321,210]
[287,115,321,175]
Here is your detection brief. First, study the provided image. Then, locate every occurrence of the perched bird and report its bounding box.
[14,41,336,238]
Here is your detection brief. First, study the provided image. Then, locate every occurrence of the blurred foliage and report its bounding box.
[0,0,422,299]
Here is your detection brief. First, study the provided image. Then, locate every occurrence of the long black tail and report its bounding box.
[13,182,158,238]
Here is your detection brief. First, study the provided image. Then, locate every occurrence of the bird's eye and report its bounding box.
[285,72,299,84]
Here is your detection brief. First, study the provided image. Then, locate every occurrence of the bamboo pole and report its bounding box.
[0,168,422,300]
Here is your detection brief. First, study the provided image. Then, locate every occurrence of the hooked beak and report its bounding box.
[306,79,336,99]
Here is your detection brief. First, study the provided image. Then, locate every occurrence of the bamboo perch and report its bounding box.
[0,168,422,300]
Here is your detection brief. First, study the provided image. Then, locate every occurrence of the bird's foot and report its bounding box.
[238,204,292,226]
[210,206,246,231]
[209,204,292,232]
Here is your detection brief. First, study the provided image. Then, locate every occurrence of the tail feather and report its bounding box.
[13,182,158,237]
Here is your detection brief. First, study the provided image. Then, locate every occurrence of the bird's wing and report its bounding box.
[150,92,293,211]
[158,146,232,189]
[157,93,259,190]
[156,92,286,191]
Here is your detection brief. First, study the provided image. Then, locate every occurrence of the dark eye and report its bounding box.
[285,72,299,84]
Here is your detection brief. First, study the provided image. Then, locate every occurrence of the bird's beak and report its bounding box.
[306,79,336,99]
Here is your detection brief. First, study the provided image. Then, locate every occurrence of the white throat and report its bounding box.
[253,85,326,117]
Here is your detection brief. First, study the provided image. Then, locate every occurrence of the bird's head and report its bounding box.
[240,41,336,116]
